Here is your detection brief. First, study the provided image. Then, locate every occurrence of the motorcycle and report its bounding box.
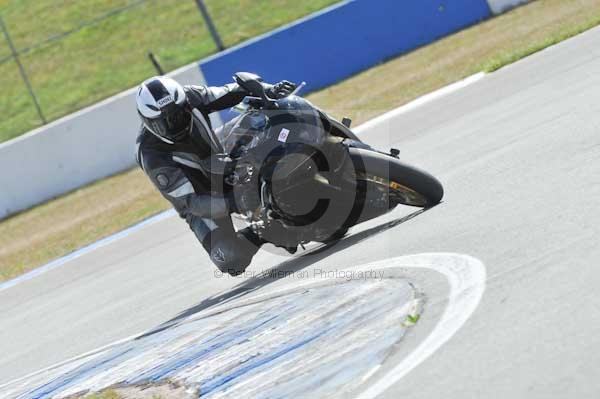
[196,72,443,251]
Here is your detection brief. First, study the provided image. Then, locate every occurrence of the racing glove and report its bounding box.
[265,80,297,99]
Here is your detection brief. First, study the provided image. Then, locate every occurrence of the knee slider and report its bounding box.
[210,243,253,276]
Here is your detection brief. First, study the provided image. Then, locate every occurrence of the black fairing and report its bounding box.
[214,95,357,244]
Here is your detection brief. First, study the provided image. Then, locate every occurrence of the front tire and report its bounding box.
[348,148,444,207]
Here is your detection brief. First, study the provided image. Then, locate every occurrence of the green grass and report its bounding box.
[482,12,600,72]
[0,0,340,142]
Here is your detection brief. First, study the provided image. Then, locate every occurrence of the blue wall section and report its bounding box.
[200,0,491,120]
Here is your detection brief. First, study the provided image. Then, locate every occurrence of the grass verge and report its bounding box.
[1,0,600,282]
[482,11,600,72]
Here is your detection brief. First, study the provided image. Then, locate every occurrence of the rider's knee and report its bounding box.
[210,245,253,276]
[198,224,261,276]
[209,234,260,276]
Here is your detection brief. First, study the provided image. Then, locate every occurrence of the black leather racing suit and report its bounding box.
[135,83,261,275]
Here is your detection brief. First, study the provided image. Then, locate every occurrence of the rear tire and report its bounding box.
[348,148,444,207]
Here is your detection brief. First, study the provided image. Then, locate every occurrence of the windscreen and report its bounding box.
[216,95,325,157]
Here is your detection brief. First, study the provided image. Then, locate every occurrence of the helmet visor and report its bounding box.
[146,105,191,141]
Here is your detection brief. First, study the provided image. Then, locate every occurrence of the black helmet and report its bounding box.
[136,76,190,144]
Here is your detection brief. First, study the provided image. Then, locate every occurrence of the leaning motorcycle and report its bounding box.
[195,72,444,251]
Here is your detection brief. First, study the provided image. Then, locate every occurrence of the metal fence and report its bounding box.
[0,0,224,138]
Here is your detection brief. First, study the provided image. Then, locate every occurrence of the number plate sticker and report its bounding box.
[278,128,290,143]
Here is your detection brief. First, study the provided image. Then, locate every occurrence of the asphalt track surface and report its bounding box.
[1,27,600,398]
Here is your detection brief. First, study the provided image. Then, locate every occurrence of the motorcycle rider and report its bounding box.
[135,75,296,275]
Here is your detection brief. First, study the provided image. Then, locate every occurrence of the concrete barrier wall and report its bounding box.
[199,0,492,122]
[0,63,209,219]
[486,0,528,14]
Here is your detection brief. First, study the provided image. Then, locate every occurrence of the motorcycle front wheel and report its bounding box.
[348,147,444,208]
